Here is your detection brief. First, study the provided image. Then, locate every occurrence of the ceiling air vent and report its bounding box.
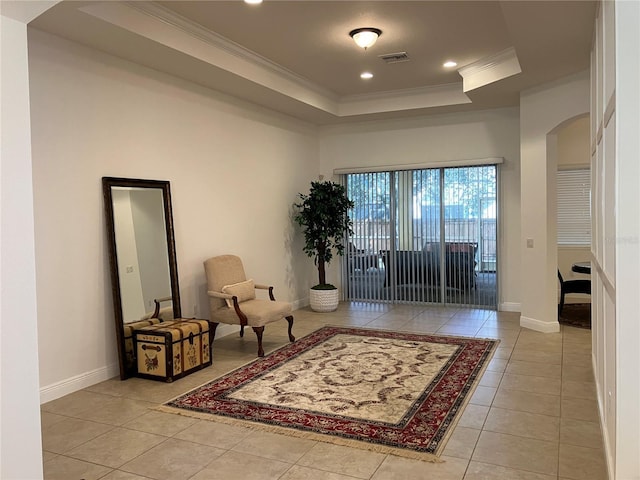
[378,52,410,64]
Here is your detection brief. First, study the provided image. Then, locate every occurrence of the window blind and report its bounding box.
[557,169,591,245]
[343,165,498,307]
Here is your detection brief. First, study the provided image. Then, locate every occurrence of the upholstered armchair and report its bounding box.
[203,255,295,357]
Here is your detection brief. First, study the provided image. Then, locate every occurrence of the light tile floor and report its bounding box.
[41,302,608,480]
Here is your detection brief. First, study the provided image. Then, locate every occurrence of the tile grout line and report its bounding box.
[41,304,603,480]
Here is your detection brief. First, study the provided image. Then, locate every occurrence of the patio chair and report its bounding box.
[558,269,591,316]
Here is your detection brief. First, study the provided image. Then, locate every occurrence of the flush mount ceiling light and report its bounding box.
[443,60,458,68]
[349,28,382,50]
[360,71,374,79]
[244,0,263,4]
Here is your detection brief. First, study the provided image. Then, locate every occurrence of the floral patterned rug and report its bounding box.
[159,326,499,462]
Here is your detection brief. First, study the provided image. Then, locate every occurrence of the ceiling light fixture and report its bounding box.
[360,72,374,79]
[443,60,458,68]
[244,0,263,4]
[349,28,382,50]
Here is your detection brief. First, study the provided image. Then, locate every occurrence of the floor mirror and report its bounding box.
[102,177,181,379]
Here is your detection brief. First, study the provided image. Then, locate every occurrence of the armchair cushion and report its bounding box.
[212,299,293,328]
[221,278,255,307]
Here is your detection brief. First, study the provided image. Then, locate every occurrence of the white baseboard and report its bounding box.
[292,297,309,310]
[519,315,560,333]
[499,302,521,312]
[40,364,119,404]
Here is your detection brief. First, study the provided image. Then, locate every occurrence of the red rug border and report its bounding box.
[165,325,499,456]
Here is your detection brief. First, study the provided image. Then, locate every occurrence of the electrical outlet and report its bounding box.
[526,238,534,248]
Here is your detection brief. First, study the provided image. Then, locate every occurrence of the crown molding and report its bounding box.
[0,0,60,23]
[338,83,471,117]
[340,82,466,103]
[458,47,521,92]
[79,1,340,114]
[76,1,483,120]
[125,1,339,100]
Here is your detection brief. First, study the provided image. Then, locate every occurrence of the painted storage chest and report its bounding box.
[134,319,211,382]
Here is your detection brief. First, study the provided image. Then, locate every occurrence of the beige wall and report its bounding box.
[519,71,590,333]
[318,108,522,310]
[557,115,590,168]
[28,29,318,399]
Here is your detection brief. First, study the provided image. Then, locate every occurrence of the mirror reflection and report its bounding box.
[102,177,181,379]
[111,186,171,322]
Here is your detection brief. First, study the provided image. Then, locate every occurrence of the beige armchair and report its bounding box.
[203,255,295,357]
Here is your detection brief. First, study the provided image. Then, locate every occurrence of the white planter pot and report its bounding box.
[309,288,339,312]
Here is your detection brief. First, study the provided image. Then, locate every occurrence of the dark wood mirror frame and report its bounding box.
[102,177,182,379]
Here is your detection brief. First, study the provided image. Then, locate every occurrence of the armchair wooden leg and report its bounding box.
[252,326,265,357]
[558,292,565,316]
[240,325,245,338]
[286,315,295,343]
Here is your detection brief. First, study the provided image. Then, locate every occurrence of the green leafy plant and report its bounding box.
[294,181,355,289]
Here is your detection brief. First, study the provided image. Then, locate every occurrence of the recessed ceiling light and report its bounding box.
[443,60,458,68]
[244,0,263,4]
[360,72,374,79]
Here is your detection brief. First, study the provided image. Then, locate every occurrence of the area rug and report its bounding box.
[158,326,499,462]
[559,303,591,329]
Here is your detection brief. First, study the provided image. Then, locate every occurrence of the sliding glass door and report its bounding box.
[441,166,497,306]
[344,165,497,308]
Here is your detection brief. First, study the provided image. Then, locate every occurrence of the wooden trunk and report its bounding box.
[134,319,211,382]
[123,318,163,373]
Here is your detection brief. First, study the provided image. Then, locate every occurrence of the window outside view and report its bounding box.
[345,165,497,307]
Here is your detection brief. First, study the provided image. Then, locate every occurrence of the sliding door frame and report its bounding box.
[342,162,500,309]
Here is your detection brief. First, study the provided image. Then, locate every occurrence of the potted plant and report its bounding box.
[294,180,354,312]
